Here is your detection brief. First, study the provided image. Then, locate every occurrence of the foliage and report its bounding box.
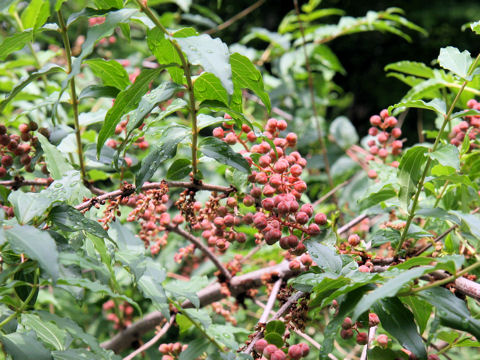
[0,1,480,360]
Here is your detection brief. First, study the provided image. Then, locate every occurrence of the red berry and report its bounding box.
[314,213,327,225]
[307,223,320,236]
[290,164,302,177]
[274,159,289,173]
[259,155,271,168]
[225,132,237,145]
[340,328,353,339]
[392,127,402,138]
[299,343,309,356]
[380,109,389,119]
[368,127,378,136]
[369,313,380,327]
[300,254,312,266]
[342,317,353,329]
[289,259,301,270]
[385,116,398,127]
[0,167,6,178]
[19,123,30,133]
[348,234,360,246]
[377,334,388,347]
[288,345,303,360]
[247,131,257,142]
[370,115,382,126]
[263,344,278,357]
[356,332,368,345]
[255,339,268,353]
[1,155,13,167]
[277,120,287,131]
[271,350,286,360]
[213,127,224,138]
[286,132,297,146]
[296,212,309,224]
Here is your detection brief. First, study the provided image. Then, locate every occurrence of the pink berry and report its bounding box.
[367,170,377,179]
[255,339,268,353]
[213,127,224,138]
[348,234,360,246]
[314,213,327,225]
[370,115,381,126]
[369,312,380,327]
[359,265,370,273]
[377,334,388,347]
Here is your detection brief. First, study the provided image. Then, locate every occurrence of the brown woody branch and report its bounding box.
[0,177,52,189]
[75,181,235,211]
[101,261,301,352]
[165,224,232,282]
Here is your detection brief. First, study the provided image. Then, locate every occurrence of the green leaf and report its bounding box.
[0,331,51,360]
[52,349,102,359]
[136,125,189,188]
[97,68,161,155]
[418,287,480,340]
[194,72,229,105]
[176,34,233,94]
[21,0,50,30]
[49,204,109,239]
[389,99,446,116]
[137,259,169,318]
[352,266,433,320]
[0,30,33,61]
[373,298,427,359]
[384,61,434,78]
[265,320,285,335]
[401,296,432,335]
[359,184,396,210]
[450,211,480,239]
[305,235,342,274]
[78,85,119,99]
[367,348,408,360]
[86,59,130,90]
[199,137,251,173]
[147,28,183,84]
[94,0,123,9]
[178,338,209,360]
[38,134,74,180]
[398,145,429,209]
[183,308,212,329]
[230,52,271,112]
[128,81,180,133]
[0,64,64,112]
[470,20,480,35]
[329,116,358,149]
[264,332,284,347]
[21,313,67,351]
[438,46,473,79]
[167,158,192,180]
[197,114,225,130]
[68,9,137,85]
[428,144,460,171]
[6,225,59,281]
[8,190,53,224]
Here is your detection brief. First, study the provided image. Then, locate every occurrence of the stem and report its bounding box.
[410,261,480,294]
[293,0,334,191]
[133,0,199,178]
[166,225,232,282]
[395,53,480,253]
[122,315,175,360]
[0,270,38,330]
[57,10,87,182]
[171,299,226,352]
[258,278,282,324]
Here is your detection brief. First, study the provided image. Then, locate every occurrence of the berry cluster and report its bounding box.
[0,123,48,178]
[158,342,188,360]
[254,340,310,360]
[365,110,403,178]
[450,99,480,146]
[102,300,134,330]
[340,313,380,344]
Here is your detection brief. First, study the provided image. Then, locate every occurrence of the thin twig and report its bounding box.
[360,325,377,360]
[312,179,351,207]
[204,0,265,35]
[0,178,52,188]
[258,278,282,324]
[75,181,235,211]
[122,315,175,360]
[337,214,368,234]
[242,291,305,354]
[166,225,232,282]
[293,0,334,192]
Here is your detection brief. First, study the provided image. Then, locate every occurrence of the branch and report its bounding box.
[166,224,232,282]
[101,261,301,352]
[242,291,305,354]
[360,326,377,360]
[312,179,351,207]
[122,315,175,360]
[0,178,52,189]
[204,0,265,35]
[75,181,235,211]
[259,278,282,324]
[337,214,369,234]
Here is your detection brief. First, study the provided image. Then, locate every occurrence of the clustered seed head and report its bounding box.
[102,300,134,330]
[340,313,380,344]
[365,110,403,176]
[450,98,480,146]
[254,339,309,360]
[158,342,188,359]
[0,122,48,178]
